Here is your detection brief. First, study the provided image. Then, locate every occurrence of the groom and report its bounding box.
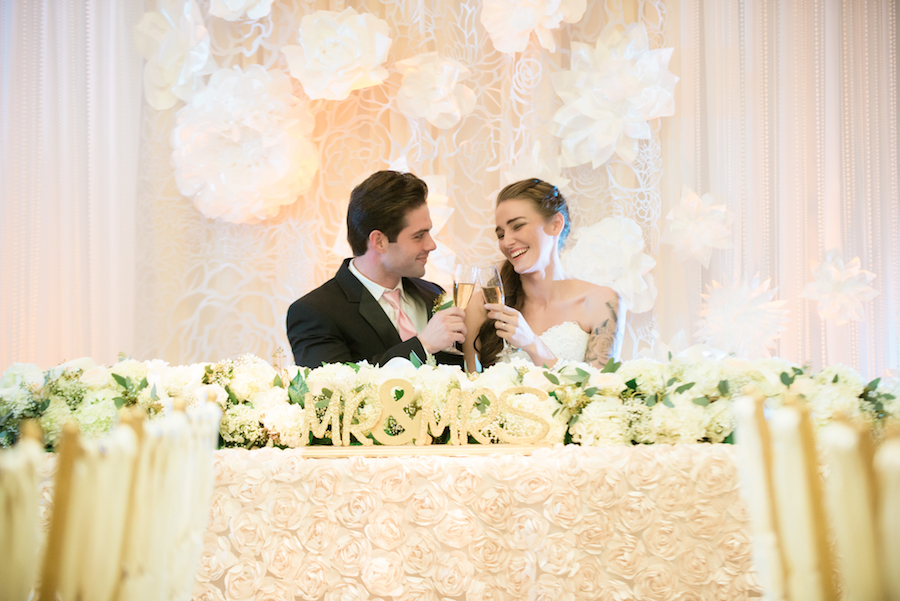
[286,171,466,368]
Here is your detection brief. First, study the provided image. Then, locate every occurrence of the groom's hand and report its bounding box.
[419,307,467,354]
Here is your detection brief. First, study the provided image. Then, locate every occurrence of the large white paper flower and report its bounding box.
[133,0,215,110]
[500,141,573,198]
[660,188,733,267]
[695,276,788,359]
[395,52,476,129]
[551,22,677,167]
[480,0,586,53]
[171,65,318,223]
[282,7,392,101]
[802,250,879,324]
[209,0,274,21]
[561,216,657,313]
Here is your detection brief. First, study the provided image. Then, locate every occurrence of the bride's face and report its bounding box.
[494,198,562,274]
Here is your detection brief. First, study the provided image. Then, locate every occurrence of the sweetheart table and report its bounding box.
[37,444,761,600]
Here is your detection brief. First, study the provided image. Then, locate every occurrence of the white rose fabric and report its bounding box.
[481,0,587,54]
[282,7,392,101]
[551,22,677,167]
[36,445,759,600]
[395,52,476,129]
[170,65,318,223]
[134,0,215,110]
[562,216,658,313]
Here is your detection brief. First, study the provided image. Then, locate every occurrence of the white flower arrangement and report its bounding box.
[551,22,677,168]
[1,354,895,450]
[171,65,319,223]
[480,0,586,54]
[133,0,216,110]
[562,216,657,313]
[802,250,880,324]
[282,7,392,101]
[696,276,789,359]
[395,52,476,129]
[209,0,274,21]
[660,188,733,268]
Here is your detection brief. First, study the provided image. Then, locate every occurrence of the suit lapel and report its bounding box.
[336,260,402,348]
[405,278,440,320]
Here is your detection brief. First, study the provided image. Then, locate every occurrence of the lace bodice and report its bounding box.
[501,321,590,364]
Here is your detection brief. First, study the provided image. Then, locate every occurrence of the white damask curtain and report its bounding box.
[0,0,144,370]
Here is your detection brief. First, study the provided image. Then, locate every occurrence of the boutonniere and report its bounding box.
[432,291,454,314]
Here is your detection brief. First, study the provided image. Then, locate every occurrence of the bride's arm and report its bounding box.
[584,293,625,369]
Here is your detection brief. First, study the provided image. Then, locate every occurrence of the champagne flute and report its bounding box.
[453,264,477,310]
[443,263,477,356]
[477,265,505,306]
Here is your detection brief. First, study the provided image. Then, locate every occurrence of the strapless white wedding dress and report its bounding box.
[500,321,590,364]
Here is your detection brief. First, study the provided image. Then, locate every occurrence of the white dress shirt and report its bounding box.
[348,259,429,335]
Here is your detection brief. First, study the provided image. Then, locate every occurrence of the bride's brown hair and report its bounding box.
[476,179,571,368]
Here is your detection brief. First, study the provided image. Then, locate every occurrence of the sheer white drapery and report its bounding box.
[661,0,899,376]
[0,0,144,371]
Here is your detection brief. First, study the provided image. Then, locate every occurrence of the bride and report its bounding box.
[462,178,625,371]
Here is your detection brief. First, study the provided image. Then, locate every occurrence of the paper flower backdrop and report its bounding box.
[661,188,733,267]
[696,276,788,359]
[551,22,677,168]
[562,216,657,313]
[209,0,274,21]
[480,0,586,53]
[133,0,215,110]
[395,52,476,129]
[282,7,392,101]
[170,65,318,223]
[802,250,879,324]
[500,141,573,197]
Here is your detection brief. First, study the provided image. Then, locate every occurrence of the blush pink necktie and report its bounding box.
[383,289,417,341]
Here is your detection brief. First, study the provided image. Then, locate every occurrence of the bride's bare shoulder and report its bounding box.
[567,279,619,305]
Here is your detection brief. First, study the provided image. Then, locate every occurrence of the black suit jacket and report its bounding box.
[286,259,464,368]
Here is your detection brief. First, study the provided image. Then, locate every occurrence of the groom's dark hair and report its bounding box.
[347,171,429,256]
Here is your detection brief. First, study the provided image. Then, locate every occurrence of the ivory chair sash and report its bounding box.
[819,421,885,601]
[874,434,900,600]
[0,428,44,601]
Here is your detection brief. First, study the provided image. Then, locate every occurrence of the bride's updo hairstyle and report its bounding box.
[477,178,571,367]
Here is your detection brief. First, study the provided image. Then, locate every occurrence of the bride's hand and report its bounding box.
[484,303,538,350]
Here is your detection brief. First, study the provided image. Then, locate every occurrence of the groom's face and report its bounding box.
[382,204,436,279]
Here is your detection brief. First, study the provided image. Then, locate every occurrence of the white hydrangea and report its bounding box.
[813,364,865,397]
[0,363,43,418]
[229,354,278,401]
[74,389,119,439]
[634,393,707,444]
[263,403,305,447]
[570,396,630,446]
[39,397,74,448]
[220,403,266,447]
[617,359,669,396]
[703,399,734,443]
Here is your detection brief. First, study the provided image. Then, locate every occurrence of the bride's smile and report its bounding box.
[495,199,563,274]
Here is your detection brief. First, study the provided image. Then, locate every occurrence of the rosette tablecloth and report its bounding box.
[38,444,760,600]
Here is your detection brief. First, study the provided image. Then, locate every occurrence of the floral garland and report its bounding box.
[2,353,896,451]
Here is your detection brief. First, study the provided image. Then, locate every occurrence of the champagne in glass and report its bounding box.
[478,265,505,305]
[453,264,477,310]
